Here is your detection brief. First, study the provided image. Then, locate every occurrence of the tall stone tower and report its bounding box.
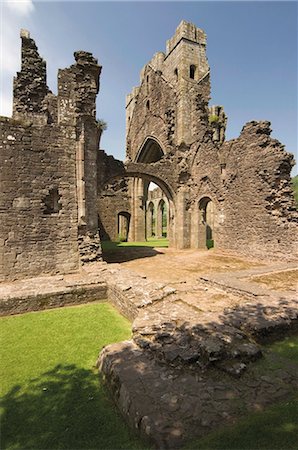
[126,21,211,162]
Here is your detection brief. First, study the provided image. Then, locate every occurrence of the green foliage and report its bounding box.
[209,114,219,124]
[101,239,169,252]
[96,118,107,132]
[0,303,147,450]
[207,238,214,249]
[291,175,298,208]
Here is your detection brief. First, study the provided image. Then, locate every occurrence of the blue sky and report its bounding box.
[1,1,297,174]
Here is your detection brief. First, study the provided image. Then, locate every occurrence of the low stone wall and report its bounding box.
[0,284,107,316]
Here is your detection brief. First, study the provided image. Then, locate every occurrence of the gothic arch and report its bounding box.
[134,136,165,163]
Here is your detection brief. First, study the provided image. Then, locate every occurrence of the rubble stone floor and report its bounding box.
[1,248,297,448]
[99,247,298,448]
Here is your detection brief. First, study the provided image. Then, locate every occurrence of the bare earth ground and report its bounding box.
[117,247,263,282]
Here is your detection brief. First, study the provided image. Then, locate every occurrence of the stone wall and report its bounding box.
[0,117,79,281]
[217,121,298,259]
[106,20,298,260]
[126,20,211,162]
[0,31,103,281]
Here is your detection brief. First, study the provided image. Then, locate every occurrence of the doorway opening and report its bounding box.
[199,197,215,249]
[117,211,131,242]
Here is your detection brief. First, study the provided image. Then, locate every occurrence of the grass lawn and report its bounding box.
[1,303,297,450]
[0,302,148,450]
[101,238,169,252]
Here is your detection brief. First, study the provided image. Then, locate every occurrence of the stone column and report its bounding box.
[175,187,191,249]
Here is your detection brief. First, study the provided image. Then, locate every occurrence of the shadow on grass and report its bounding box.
[185,397,298,450]
[0,364,147,450]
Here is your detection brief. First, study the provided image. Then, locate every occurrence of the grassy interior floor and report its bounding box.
[0,302,148,450]
[1,302,297,450]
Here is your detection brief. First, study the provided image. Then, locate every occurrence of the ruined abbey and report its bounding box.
[0,21,297,279]
[1,22,298,448]
[1,21,297,283]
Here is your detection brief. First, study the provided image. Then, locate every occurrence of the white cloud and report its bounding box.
[4,0,34,17]
[0,93,13,117]
[0,1,35,116]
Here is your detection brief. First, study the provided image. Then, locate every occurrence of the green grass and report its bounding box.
[292,175,298,208]
[1,304,298,450]
[101,238,169,252]
[186,397,298,450]
[186,335,298,449]
[0,303,148,450]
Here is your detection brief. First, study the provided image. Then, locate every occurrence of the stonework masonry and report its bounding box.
[1,21,296,277]
[0,21,298,449]
[0,31,102,281]
[98,20,297,260]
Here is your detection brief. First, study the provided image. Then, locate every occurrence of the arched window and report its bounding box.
[146,100,150,110]
[146,75,149,83]
[136,138,164,163]
[190,65,196,80]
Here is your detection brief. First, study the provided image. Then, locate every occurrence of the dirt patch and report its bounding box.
[251,269,298,292]
[119,248,262,283]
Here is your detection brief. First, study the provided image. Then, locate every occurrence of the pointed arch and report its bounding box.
[135,136,165,163]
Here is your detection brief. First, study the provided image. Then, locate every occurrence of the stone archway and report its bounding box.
[198,197,215,249]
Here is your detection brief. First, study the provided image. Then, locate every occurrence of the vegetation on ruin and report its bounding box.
[292,175,298,207]
[1,305,297,449]
[208,114,219,124]
[96,118,107,132]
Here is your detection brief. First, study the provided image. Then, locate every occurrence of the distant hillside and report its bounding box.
[292,175,298,208]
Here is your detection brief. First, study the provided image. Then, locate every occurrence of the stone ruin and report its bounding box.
[1,21,297,282]
[0,21,297,449]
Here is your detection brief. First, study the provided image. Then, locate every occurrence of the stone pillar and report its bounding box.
[156,201,163,238]
[129,178,146,242]
[175,187,191,249]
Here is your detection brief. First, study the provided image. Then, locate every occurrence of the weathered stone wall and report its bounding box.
[97,150,132,241]
[97,178,131,241]
[118,20,297,260]
[0,118,79,281]
[0,31,103,281]
[126,20,211,162]
[216,121,298,259]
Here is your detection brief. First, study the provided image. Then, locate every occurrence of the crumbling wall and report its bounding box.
[216,121,297,260]
[126,21,211,162]
[97,150,131,241]
[122,21,297,259]
[0,31,103,281]
[0,118,79,281]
